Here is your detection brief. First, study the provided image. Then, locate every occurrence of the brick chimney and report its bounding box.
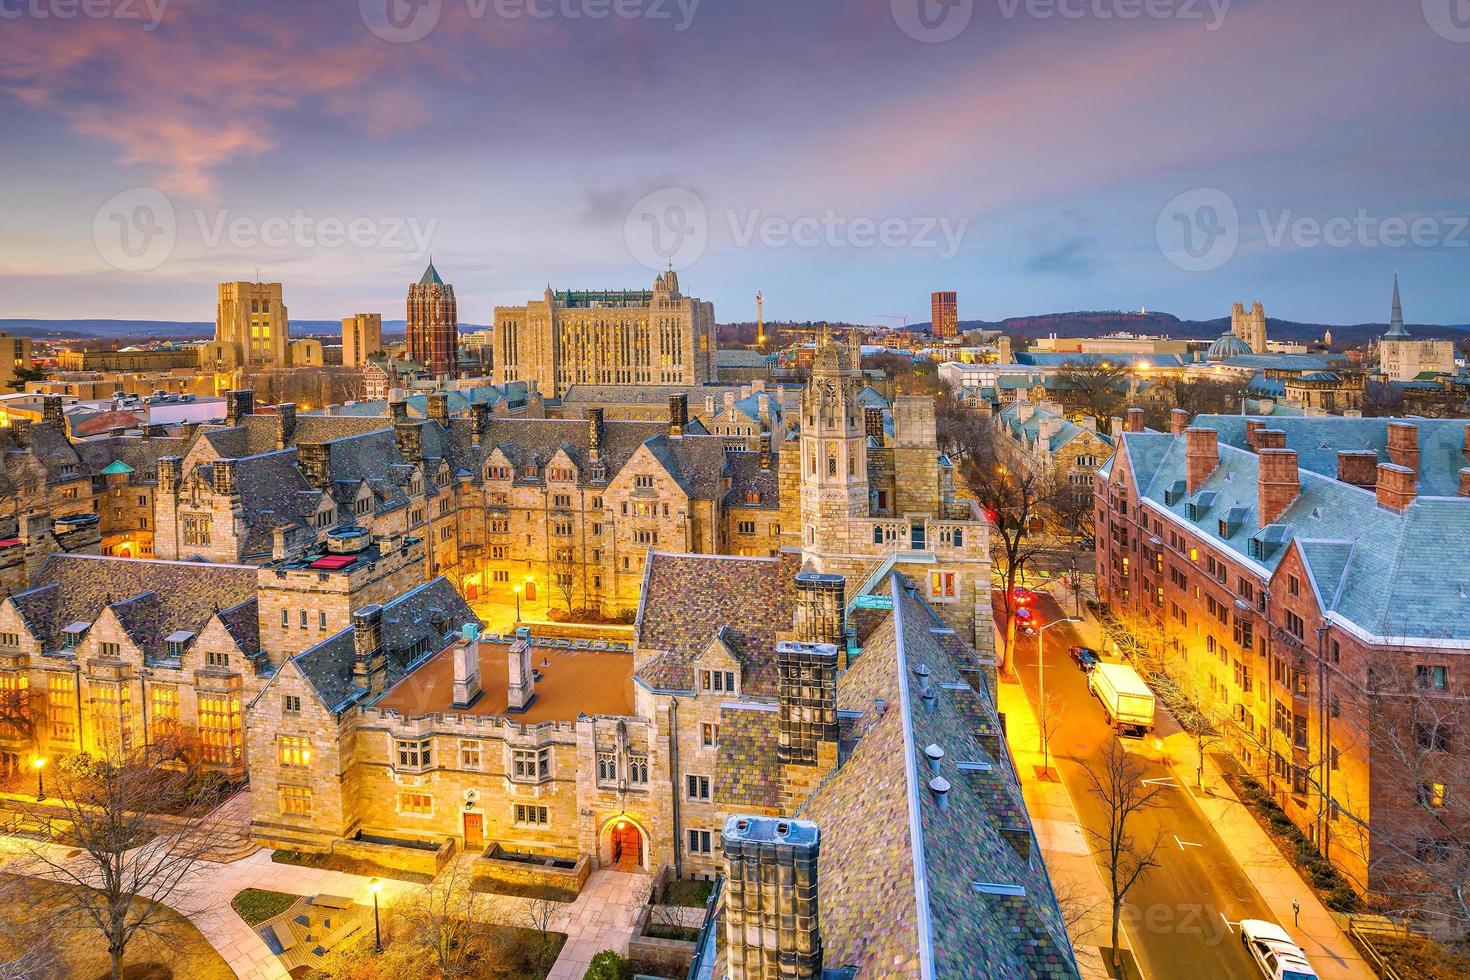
[352,604,387,695]
[225,390,253,427]
[1257,448,1300,525]
[587,408,604,462]
[9,418,30,450]
[395,421,422,463]
[864,406,885,442]
[212,457,239,497]
[1377,463,1417,511]
[1460,468,1470,498]
[1170,408,1190,436]
[1255,428,1286,450]
[793,572,846,649]
[297,443,332,490]
[506,626,536,712]
[275,402,297,449]
[452,624,483,709]
[1125,407,1145,433]
[1336,450,1379,487]
[758,432,772,471]
[1245,419,1264,449]
[1185,427,1219,494]
[470,402,490,446]
[158,456,183,495]
[388,397,408,425]
[668,393,688,437]
[1387,422,1420,477]
[427,392,449,426]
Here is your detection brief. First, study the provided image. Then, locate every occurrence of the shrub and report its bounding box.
[1324,885,1361,913]
[584,950,633,980]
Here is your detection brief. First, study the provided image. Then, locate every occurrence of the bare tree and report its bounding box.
[1081,740,1168,969]
[550,548,578,615]
[1054,360,1134,432]
[12,750,227,980]
[400,861,498,978]
[0,874,61,980]
[1037,692,1064,779]
[521,896,562,975]
[1141,376,1250,430]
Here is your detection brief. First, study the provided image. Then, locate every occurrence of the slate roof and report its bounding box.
[0,421,84,487]
[716,349,772,369]
[74,434,193,485]
[995,402,1113,454]
[1215,352,1349,372]
[310,383,535,418]
[558,384,754,407]
[634,552,802,695]
[799,578,1078,979]
[723,451,780,509]
[714,703,783,810]
[291,577,476,714]
[12,554,258,660]
[1118,424,1470,642]
[203,451,328,558]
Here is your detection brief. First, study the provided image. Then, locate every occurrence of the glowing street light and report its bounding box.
[32,756,46,801]
[370,877,382,953]
[513,584,522,623]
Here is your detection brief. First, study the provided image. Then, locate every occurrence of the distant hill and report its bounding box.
[0,319,488,341]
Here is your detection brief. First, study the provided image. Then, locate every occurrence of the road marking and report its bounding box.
[1174,835,1203,850]
[1141,777,1179,788]
[1220,913,1235,934]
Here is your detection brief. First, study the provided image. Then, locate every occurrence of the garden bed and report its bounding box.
[271,848,433,885]
[658,878,713,908]
[469,877,579,902]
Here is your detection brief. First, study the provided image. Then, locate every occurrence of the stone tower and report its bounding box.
[1231,301,1267,354]
[722,815,823,980]
[407,261,458,379]
[217,281,289,368]
[798,329,868,554]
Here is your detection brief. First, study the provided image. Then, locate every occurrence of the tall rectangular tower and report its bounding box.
[217,281,289,368]
[931,290,958,339]
[722,815,823,980]
[341,313,382,367]
[407,262,458,379]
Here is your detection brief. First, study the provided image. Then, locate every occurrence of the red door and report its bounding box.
[612,824,642,866]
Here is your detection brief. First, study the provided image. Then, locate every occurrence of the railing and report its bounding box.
[1347,917,1412,980]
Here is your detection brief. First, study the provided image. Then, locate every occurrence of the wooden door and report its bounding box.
[463,812,484,849]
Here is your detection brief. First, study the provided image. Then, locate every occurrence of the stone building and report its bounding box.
[992,396,1114,499]
[1377,274,1456,383]
[1097,411,1470,898]
[493,270,717,398]
[216,282,290,369]
[1278,370,1366,415]
[407,262,458,380]
[341,313,382,368]
[1231,300,1268,354]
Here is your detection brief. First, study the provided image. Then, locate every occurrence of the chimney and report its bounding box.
[668,393,688,437]
[721,816,822,980]
[297,443,332,490]
[1459,468,1470,498]
[9,418,30,449]
[1257,448,1300,525]
[1109,416,1124,441]
[506,626,536,712]
[793,572,846,649]
[864,406,885,442]
[1336,450,1379,487]
[389,398,408,425]
[41,395,63,427]
[471,402,490,445]
[19,512,48,545]
[427,392,449,426]
[1079,416,1097,432]
[395,421,422,463]
[1387,422,1420,477]
[1255,428,1286,450]
[776,641,840,766]
[724,390,737,412]
[225,390,254,426]
[1039,417,1062,445]
[757,393,771,429]
[758,432,772,471]
[275,402,297,449]
[452,623,483,709]
[1125,407,1145,433]
[351,604,386,694]
[212,457,239,497]
[158,456,183,495]
[1185,427,1219,494]
[587,408,604,461]
[1016,401,1035,424]
[1245,419,1264,449]
[704,394,716,416]
[1170,408,1190,436]
[1376,463,1417,512]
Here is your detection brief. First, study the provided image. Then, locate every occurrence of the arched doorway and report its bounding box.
[598,814,649,872]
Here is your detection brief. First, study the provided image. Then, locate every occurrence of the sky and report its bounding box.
[1,0,1468,328]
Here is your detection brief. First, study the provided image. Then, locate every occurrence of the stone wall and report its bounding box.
[333,834,455,877]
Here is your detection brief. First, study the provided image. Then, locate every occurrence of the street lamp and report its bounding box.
[512,584,522,623]
[32,756,46,801]
[1037,618,1082,773]
[370,877,382,953]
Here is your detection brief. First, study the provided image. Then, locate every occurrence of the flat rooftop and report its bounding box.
[376,637,635,723]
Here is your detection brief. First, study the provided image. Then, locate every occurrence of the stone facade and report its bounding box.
[494,271,716,398]
[217,282,290,369]
[341,313,382,368]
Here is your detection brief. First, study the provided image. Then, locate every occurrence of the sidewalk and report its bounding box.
[997,676,1116,979]
[1163,748,1376,980]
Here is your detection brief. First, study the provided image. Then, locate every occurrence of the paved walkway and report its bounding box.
[545,870,651,980]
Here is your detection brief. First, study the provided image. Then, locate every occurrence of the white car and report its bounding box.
[1239,919,1318,980]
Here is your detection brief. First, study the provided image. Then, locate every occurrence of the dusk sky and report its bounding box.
[2,0,1468,327]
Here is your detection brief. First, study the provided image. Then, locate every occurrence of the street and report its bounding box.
[1003,592,1271,980]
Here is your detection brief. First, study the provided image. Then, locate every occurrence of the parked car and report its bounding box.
[1014,607,1039,635]
[1239,919,1318,980]
[1010,587,1040,607]
[1068,645,1100,671]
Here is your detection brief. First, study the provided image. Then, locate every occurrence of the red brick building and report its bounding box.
[407,261,458,379]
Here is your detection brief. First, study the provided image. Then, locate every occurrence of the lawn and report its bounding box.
[0,873,233,980]
[271,848,433,884]
[230,887,298,926]
[469,876,579,903]
[312,914,568,979]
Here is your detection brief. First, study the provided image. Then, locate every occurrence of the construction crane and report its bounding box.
[876,314,910,330]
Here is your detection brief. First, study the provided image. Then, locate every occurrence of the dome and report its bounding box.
[1206,331,1253,362]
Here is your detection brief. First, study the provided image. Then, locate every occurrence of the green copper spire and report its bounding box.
[418,259,445,287]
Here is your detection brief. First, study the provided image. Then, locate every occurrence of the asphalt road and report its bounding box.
[1004,592,1272,980]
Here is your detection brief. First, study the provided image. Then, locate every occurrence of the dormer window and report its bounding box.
[164,630,194,659]
[701,670,736,695]
[487,465,511,481]
[60,621,89,650]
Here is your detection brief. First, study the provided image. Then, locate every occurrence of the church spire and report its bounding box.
[1385,270,1409,338]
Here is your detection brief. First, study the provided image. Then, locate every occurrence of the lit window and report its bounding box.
[278,736,311,768]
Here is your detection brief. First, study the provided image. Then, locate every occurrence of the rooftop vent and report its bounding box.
[928,776,951,811]
[971,881,1027,898]
[923,743,945,774]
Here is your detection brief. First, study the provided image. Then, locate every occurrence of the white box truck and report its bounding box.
[1089,662,1156,737]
